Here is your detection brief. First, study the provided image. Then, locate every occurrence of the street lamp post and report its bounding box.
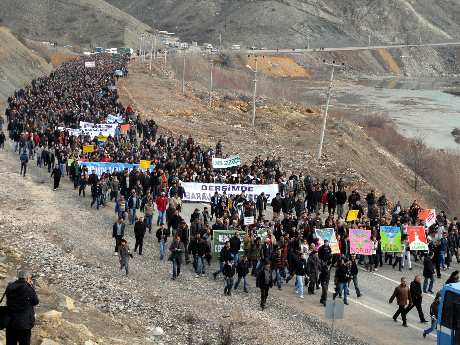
[317,61,343,160]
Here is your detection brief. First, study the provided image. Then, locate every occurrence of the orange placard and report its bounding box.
[120,124,130,133]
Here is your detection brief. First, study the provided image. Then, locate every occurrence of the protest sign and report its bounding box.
[66,159,74,166]
[78,161,154,177]
[407,226,429,251]
[244,216,255,226]
[182,182,278,203]
[418,209,436,228]
[212,229,266,254]
[85,61,95,68]
[97,135,108,142]
[315,228,340,254]
[120,124,130,133]
[346,210,359,222]
[139,160,151,170]
[106,114,124,124]
[349,229,373,255]
[212,155,241,169]
[380,226,402,252]
[83,144,94,153]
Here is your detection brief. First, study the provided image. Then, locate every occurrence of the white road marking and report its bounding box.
[326,286,435,338]
[358,266,434,299]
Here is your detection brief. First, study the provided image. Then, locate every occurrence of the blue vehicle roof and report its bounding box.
[442,282,460,294]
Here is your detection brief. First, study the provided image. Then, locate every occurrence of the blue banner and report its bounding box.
[78,161,154,176]
[106,114,124,124]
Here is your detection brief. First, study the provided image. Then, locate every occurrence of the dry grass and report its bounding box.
[362,115,460,212]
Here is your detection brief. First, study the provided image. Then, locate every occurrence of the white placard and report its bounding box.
[181,182,278,203]
[212,155,241,169]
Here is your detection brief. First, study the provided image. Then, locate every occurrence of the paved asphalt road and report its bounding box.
[233,41,460,55]
[177,202,447,345]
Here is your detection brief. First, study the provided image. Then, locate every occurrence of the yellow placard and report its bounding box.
[83,144,94,153]
[139,160,151,170]
[98,135,108,142]
[346,210,359,222]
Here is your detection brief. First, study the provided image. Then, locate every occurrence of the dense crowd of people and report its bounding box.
[3,53,460,342]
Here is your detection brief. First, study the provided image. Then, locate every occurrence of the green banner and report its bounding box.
[212,229,268,255]
[380,226,402,253]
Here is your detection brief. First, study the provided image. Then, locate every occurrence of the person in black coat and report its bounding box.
[50,166,62,190]
[319,260,331,306]
[134,216,147,255]
[423,253,435,293]
[318,241,332,265]
[405,275,428,322]
[270,193,283,219]
[5,271,39,345]
[234,256,250,292]
[256,261,273,310]
[112,217,125,254]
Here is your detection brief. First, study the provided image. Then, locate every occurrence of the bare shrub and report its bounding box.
[359,114,388,128]
[362,119,460,212]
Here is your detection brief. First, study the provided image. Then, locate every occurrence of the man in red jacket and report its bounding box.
[156,192,168,226]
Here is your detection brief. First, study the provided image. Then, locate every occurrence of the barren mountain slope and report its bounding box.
[0,0,152,49]
[106,0,460,48]
[0,27,51,101]
[117,60,442,209]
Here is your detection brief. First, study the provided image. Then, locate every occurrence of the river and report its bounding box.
[335,78,460,152]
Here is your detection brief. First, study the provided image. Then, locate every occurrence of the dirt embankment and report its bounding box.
[0,27,52,101]
[118,60,437,207]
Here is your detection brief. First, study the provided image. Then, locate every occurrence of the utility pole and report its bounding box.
[251,57,258,127]
[317,61,343,160]
[219,33,222,50]
[164,50,167,65]
[153,35,157,59]
[307,35,310,50]
[209,60,214,107]
[368,33,371,47]
[138,33,141,57]
[182,51,186,94]
[140,34,145,62]
[149,38,154,71]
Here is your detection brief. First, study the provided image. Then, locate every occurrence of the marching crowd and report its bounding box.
[3,53,460,344]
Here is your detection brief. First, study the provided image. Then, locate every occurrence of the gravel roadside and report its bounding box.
[0,142,368,345]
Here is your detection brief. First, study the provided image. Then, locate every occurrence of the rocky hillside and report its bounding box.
[0,0,152,49]
[105,0,460,48]
[0,27,52,102]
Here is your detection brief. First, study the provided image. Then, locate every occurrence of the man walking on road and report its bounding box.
[405,275,428,323]
[3,271,39,345]
[50,165,62,190]
[19,150,28,177]
[423,253,435,293]
[134,216,147,255]
[257,261,273,310]
[112,217,125,255]
[389,277,411,327]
